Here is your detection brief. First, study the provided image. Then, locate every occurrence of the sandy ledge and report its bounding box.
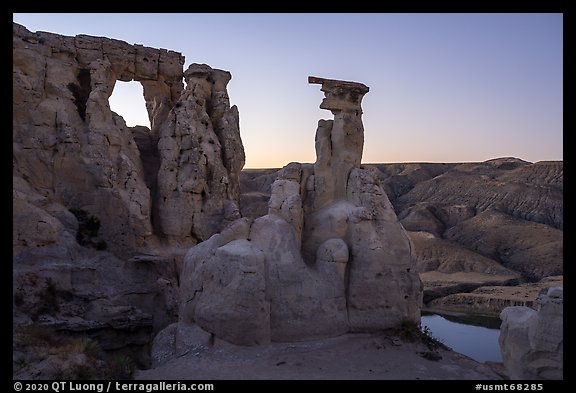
[135,333,502,380]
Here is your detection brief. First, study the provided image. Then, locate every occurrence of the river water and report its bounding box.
[420,311,503,363]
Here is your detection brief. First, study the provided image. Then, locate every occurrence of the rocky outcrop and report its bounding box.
[499,287,563,380]
[409,231,519,276]
[240,159,563,311]
[239,169,279,219]
[12,243,180,374]
[13,23,182,255]
[394,160,563,284]
[13,22,244,255]
[420,272,520,306]
[427,276,562,315]
[174,76,422,349]
[13,23,244,377]
[156,64,245,245]
[374,162,457,203]
[307,76,369,210]
[409,230,521,304]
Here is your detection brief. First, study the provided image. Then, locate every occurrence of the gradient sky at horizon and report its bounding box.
[13,13,563,168]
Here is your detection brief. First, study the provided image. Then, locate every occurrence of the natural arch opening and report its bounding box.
[110,80,162,236]
[109,81,151,129]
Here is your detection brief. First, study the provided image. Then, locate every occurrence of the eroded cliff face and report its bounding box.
[13,22,244,256]
[13,22,422,377]
[170,76,422,354]
[13,23,244,378]
[156,64,244,246]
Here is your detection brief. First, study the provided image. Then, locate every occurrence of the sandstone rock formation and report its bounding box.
[239,158,563,314]
[13,23,244,377]
[172,76,422,350]
[156,64,244,245]
[14,20,563,380]
[13,22,244,256]
[13,246,180,375]
[499,287,563,380]
[14,24,179,255]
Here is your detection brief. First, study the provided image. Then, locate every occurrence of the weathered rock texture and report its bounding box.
[175,76,422,348]
[499,287,563,380]
[240,157,563,313]
[156,64,244,245]
[427,276,562,316]
[13,22,244,256]
[13,246,180,376]
[13,23,244,377]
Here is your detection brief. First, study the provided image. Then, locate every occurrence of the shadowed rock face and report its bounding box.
[13,23,244,376]
[175,76,422,348]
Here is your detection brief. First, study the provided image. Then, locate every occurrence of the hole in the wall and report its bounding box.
[109,81,151,128]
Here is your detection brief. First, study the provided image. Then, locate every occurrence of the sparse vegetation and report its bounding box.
[419,324,447,351]
[392,320,448,362]
[109,354,136,379]
[69,208,107,250]
[396,320,448,351]
[64,337,102,358]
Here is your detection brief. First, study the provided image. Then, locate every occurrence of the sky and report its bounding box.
[13,13,563,168]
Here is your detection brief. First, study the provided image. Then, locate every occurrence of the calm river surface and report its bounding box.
[420,312,502,363]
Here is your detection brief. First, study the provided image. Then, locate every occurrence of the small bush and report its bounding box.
[108,355,135,379]
[69,209,107,250]
[397,320,448,351]
[419,325,448,351]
